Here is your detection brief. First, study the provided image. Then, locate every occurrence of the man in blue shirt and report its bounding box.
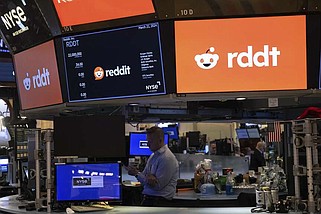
[126,126,179,206]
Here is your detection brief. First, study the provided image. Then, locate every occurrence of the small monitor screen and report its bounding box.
[61,22,166,102]
[247,128,260,138]
[162,126,179,140]
[0,59,15,82]
[54,115,126,158]
[55,162,121,202]
[236,129,249,139]
[0,158,8,173]
[129,132,169,156]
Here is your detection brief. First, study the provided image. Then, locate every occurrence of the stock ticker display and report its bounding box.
[62,22,166,102]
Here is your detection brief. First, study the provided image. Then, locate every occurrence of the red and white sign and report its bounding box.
[14,40,63,110]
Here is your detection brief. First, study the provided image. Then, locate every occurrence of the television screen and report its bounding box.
[0,0,52,53]
[162,126,179,140]
[129,132,169,156]
[186,131,200,147]
[13,40,63,110]
[54,115,126,158]
[236,129,249,139]
[55,162,121,202]
[61,22,166,102]
[0,58,15,83]
[0,158,8,173]
[247,128,260,139]
[0,38,11,58]
[175,15,307,93]
[52,0,155,28]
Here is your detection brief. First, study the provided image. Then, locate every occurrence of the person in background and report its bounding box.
[209,141,217,155]
[249,141,266,172]
[126,126,179,206]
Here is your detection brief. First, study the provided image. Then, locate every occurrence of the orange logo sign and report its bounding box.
[52,0,155,27]
[175,16,307,93]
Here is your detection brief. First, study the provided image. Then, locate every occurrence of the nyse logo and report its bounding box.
[194,45,281,70]
[0,0,29,36]
[23,68,51,91]
[57,0,73,3]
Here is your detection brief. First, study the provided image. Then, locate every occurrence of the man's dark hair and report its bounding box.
[146,126,164,143]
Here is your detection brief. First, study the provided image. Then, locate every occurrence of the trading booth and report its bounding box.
[0,0,321,213]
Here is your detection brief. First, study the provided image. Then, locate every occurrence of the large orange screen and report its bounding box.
[175,16,307,93]
[53,0,155,27]
[14,40,63,110]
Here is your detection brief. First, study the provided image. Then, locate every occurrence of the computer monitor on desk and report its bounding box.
[55,162,122,202]
[129,132,169,156]
[0,158,8,174]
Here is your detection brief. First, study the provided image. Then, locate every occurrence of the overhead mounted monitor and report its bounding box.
[0,58,15,83]
[52,0,155,31]
[175,15,307,94]
[236,129,249,139]
[0,38,11,57]
[55,162,122,202]
[247,128,260,138]
[13,40,63,110]
[0,0,52,53]
[61,22,166,102]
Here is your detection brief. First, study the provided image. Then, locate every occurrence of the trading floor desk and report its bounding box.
[0,195,301,214]
[0,195,305,214]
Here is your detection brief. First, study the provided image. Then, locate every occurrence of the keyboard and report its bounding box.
[70,205,113,212]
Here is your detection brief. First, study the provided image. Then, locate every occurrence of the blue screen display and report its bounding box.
[0,61,15,82]
[235,129,249,139]
[55,162,121,202]
[247,128,260,138]
[129,132,169,156]
[0,158,8,173]
[162,127,179,140]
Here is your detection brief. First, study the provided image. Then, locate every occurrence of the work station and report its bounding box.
[0,0,320,213]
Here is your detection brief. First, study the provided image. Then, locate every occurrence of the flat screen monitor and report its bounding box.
[0,38,11,58]
[247,128,260,139]
[0,0,52,53]
[129,132,169,156]
[13,40,63,110]
[162,126,179,140]
[54,115,126,158]
[61,22,166,102]
[55,162,121,202]
[236,129,249,139]
[175,15,307,93]
[186,131,200,148]
[0,58,15,83]
[0,158,8,173]
[52,0,155,28]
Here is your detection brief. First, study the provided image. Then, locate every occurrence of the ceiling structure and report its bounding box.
[18,89,321,123]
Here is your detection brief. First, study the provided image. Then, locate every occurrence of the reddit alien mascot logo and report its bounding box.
[94,67,104,80]
[194,47,219,70]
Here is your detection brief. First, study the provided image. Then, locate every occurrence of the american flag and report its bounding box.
[267,121,282,143]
